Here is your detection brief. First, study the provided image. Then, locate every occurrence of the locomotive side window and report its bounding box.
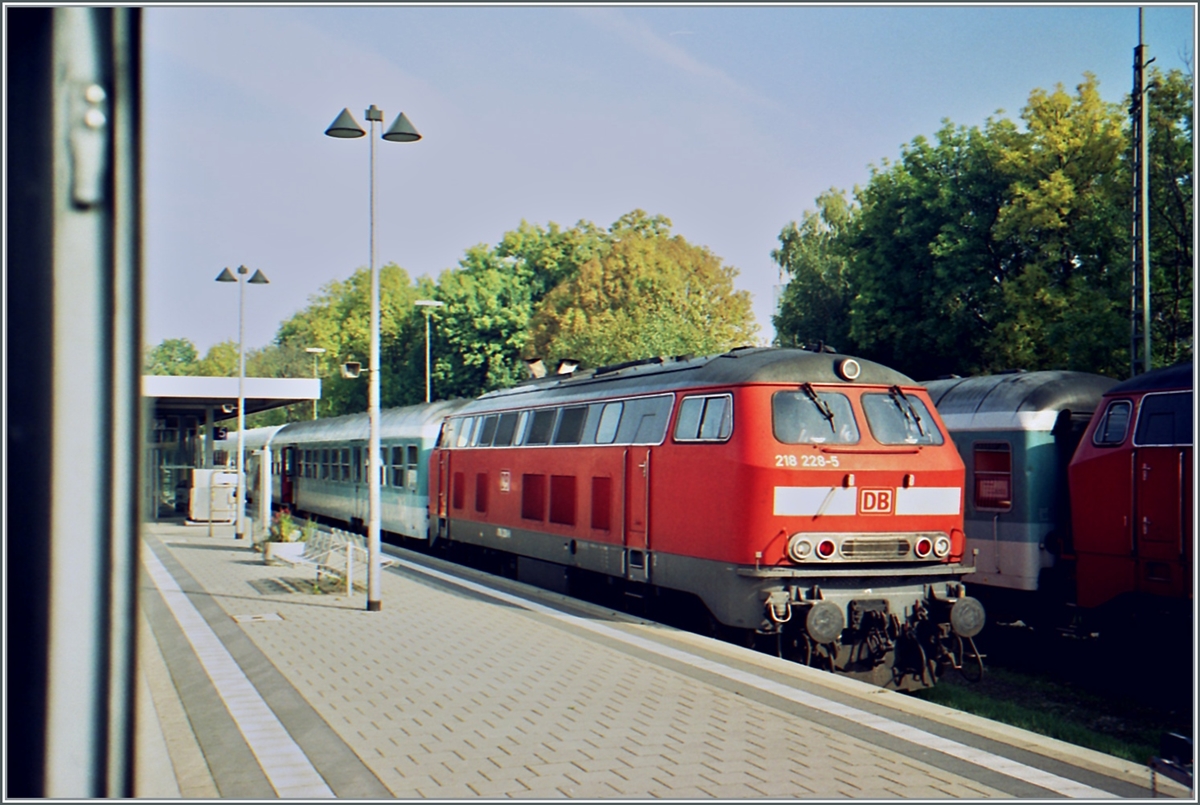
[455,417,476,448]
[675,394,733,442]
[973,442,1012,510]
[525,408,558,445]
[476,415,499,447]
[1134,391,1193,446]
[862,392,944,445]
[553,407,588,445]
[773,390,859,444]
[493,412,519,446]
[617,395,673,444]
[1092,400,1132,446]
[594,402,623,444]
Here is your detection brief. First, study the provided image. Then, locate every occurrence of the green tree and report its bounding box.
[195,341,240,377]
[987,73,1129,375]
[528,214,757,366]
[1145,67,1194,366]
[771,189,856,352]
[143,337,198,375]
[273,263,429,416]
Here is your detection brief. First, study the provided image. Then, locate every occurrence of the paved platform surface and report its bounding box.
[135,520,1190,799]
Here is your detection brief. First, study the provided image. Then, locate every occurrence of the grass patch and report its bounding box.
[911,667,1165,764]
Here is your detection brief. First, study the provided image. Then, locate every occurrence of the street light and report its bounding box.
[414,299,445,403]
[325,104,421,612]
[216,264,270,540]
[305,347,326,420]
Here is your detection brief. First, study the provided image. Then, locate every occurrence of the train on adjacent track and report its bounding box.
[244,347,986,690]
[924,361,1194,636]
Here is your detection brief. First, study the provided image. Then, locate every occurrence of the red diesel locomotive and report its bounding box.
[1069,361,1193,624]
[429,347,984,688]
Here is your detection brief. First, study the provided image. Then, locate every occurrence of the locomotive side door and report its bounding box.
[1132,391,1193,600]
[623,448,651,582]
[435,448,451,540]
[1134,446,1188,599]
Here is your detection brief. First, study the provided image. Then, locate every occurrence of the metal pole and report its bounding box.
[1139,10,1152,373]
[366,105,382,611]
[236,265,246,539]
[424,309,432,403]
[312,353,319,420]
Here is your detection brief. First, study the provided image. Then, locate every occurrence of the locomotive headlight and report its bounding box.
[816,538,837,559]
[914,537,933,558]
[933,535,951,558]
[787,535,813,562]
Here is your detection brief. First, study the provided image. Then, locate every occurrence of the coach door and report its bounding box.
[281,446,296,507]
[624,448,651,582]
[1133,391,1193,599]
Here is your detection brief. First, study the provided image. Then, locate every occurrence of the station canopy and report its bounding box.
[143,376,320,423]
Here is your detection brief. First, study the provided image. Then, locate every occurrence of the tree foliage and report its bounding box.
[773,71,1193,380]
[143,337,199,375]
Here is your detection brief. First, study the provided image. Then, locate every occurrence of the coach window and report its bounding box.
[455,417,476,448]
[1093,400,1132,446]
[406,445,420,489]
[973,442,1012,511]
[1134,391,1193,447]
[321,449,331,480]
[353,447,362,483]
[553,406,588,445]
[674,394,733,442]
[526,408,558,445]
[493,412,519,446]
[594,402,623,444]
[391,446,405,487]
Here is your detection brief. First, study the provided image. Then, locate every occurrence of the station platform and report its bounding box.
[135,520,1190,799]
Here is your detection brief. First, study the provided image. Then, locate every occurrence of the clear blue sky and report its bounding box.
[144,4,1195,356]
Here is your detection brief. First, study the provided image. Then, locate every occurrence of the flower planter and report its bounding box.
[264,541,306,565]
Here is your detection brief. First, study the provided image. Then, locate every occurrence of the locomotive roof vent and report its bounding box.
[836,358,861,381]
[556,359,580,375]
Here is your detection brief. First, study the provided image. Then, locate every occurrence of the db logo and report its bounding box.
[858,488,894,515]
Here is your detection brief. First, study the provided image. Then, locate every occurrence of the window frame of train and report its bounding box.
[443,394,674,450]
[860,392,945,446]
[673,393,733,443]
[1093,399,1133,446]
[405,444,419,490]
[972,441,1013,511]
[1132,390,1194,447]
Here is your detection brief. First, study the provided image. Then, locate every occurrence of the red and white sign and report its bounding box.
[858,488,894,515]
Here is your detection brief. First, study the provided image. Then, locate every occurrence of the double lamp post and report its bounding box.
[325,104,421,612]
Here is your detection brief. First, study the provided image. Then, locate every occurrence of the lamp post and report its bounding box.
[216,264,269,540]
[414,299,445,403]
[305,347,326,419]
[325,104,421,612]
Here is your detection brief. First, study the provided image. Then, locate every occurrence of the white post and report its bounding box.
[367,106,382,611]
[236,266,247,539]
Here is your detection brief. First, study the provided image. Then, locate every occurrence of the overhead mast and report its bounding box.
[1130,7,1154,376]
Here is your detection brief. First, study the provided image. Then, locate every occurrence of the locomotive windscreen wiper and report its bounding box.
[801,383,836,432]
[888,385,926,437]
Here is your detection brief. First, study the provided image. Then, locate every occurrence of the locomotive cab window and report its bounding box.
[493,412,519,446]
[1092,400,1132,446]
[553,406,587,445]
[594,402,623,444]
[475,415,499,447]
[674,394,733,442]
[455,417,476,448]
[1134,391,1193,447]
[773,390,859,444]
[525,408,558,445]
[862,390,944,446]
[973,442,1012,510]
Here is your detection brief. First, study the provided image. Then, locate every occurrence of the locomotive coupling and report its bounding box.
[949,596,986,638]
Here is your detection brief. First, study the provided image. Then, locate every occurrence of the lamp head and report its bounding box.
[248,269,269,285]
[382,112,421,143]
[215,267,236,283]
[325,107,366,138]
